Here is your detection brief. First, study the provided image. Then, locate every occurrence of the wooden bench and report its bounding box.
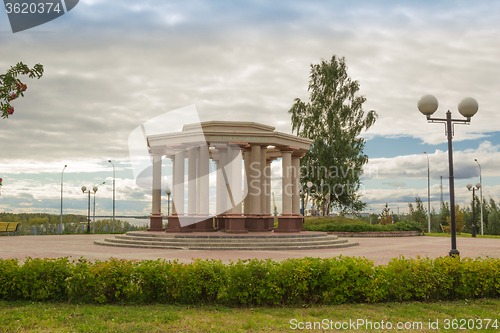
[0,222,20,233]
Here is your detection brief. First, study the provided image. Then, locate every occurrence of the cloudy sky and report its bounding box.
[1,0,500,217]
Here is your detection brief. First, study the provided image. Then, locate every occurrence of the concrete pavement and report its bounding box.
[1,234,500,265]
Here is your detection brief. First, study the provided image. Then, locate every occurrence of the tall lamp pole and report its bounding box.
[60,164,67,232]
[165,188,171,216]
[81,186,91,234]
[300,189,304,216]
[474,159,483,235]
[108,160,115,233]
[418,95,479,256]
[306,181,313,216]
[300,189,305,224]
[93,182,105,233]
[424,152,431,233]
[466,183,481,237]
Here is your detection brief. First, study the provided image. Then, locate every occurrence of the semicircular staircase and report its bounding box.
[94,231,359,251]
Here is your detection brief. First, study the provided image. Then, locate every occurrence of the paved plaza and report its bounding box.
[1,234,500,265]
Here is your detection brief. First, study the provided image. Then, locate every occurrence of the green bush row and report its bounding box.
[304,221,424,233]
[1,256,499,305]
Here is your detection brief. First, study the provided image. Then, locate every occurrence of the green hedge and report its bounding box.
[1,256,499,305]
[304,221,424,233]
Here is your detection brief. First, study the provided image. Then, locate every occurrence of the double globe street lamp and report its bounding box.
[474,159,483,235]
[418,95,479,256]
[466,183,481,238]
[165,187,172,217]
[81,183,104,233]
[93,182,105,232]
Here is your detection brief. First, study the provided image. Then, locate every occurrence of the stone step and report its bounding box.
[101,236,348,248]
[113,234,340,244]
[123,231,333,239]
[93,239,358,251]
[94,230,359,251]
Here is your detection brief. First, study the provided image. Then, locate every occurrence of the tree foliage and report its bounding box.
[0,213,86,224]
[438,202,451,228]
[408,197,427,231]
[1,62,44,118]
[488,210,500,235]
[379,203,392,225]
[445,205,464,234]
[289,55,377,214]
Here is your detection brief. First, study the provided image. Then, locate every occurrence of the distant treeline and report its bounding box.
[0,213,87,225]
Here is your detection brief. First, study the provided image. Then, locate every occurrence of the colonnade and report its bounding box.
[148,142,305,233]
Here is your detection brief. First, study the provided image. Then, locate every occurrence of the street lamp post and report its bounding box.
[108,160,115,233]
[418,95,479,256]
[474,159,483,235]
[81,186,91,234]
[300,189,304,215]
[60,164,67,233]
[466,183,481,238]
[165,188,171,216]
[306,181,313,216]
[93,182,105,233]
[272,192,278,216]
[424,152,431,233]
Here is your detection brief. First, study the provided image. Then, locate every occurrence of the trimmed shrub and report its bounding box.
[1,256,500,305]
[304,221,424,233]
[0,257,71,301]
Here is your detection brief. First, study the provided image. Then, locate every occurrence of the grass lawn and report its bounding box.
[425,233,500,239]
[1,299,500,332]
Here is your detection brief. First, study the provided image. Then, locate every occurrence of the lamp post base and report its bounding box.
[449,249,460,257]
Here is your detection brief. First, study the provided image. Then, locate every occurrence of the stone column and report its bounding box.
[231,145,243,214]
[249,144,261,215]
[170,154,176,215]
[244,143,265,231]
[213,147,226,230]
[217,145,229,214]
[264,157,274,230]
[198,144,210,215]
[260,146,267,215]
[187,146,197,216]
[243,148,251,215]
[148,148,164,231]
[276,148,302,233]
[173,148,185,216]
[292,156,301,215]
[281,149,293,215]
[265,158,272,215]
[152,151,163,215]
[225,145,233,213]
[193,143,214,231]
[225,144,247,233]
[196,148,200,214]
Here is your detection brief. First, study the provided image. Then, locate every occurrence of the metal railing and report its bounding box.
[0,219,147,236]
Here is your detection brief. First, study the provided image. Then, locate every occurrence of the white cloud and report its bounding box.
[365,141,500,180]
[2,1,500,215]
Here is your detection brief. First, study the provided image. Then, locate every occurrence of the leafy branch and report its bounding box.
[0,62,44,119]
